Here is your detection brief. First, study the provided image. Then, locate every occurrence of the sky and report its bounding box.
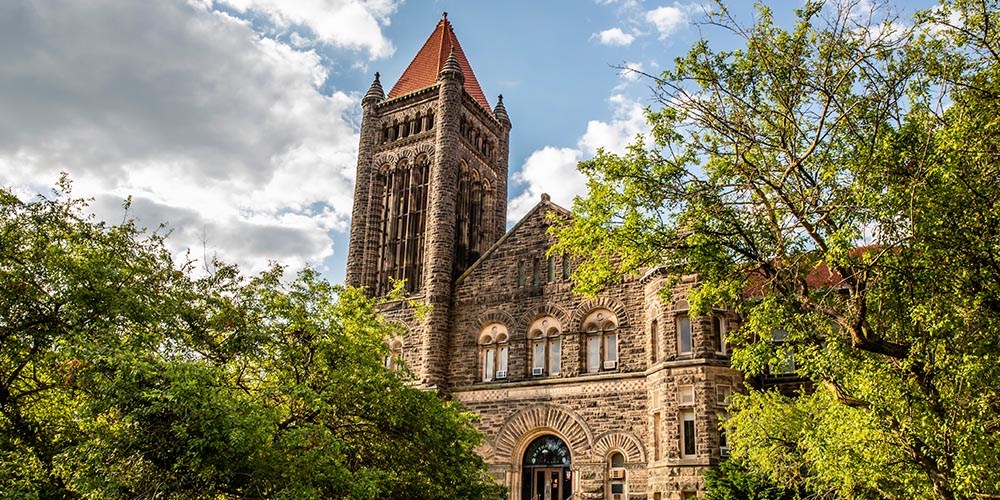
[1,0,936,285]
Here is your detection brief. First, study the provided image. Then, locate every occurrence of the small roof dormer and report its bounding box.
[388,12,492,113]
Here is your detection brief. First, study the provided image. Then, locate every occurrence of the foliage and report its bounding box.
[703,458,805,500]
[551,1,1000,498]
[0,177,504,499]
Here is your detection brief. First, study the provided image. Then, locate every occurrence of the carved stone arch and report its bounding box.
[571,297,632,332]
[475,310,517,333]
[591,431,647,463]
[518,304,571,336]
[374,151,402,171]
[476,437,496,461]
[413,142,435,157]
[493,403,594,464]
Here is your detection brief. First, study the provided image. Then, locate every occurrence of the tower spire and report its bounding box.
[387,14,491,112]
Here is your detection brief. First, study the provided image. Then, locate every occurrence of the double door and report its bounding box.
[528,467,571,500]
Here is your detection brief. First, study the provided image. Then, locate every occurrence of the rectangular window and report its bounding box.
[517,261,525,286]
[716,385,732,406]
[713,315,727,354]
[653,412,662,460]
[484,349,495,381]
[534,342,545,372]
[682,410,696,457]
[678,316,692,354]
[606,334,617,362]
[532,258,540,285]
[498,346,509,374]
[587,336,601,372]
[651,319,659,363]
[679,385,695,406]
[549,340,561,375]
[547,255,555,282]
[770,330,795,374]
[562,253,571,280]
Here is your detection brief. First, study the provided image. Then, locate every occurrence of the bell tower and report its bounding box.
[346,13,512,388]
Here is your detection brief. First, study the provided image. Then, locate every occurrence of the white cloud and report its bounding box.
[0,0,363,279]
[619,61,645,82]
[593,27,635,47]
[508,94,650,222]
[579,94,649,156]
[214,0,400,59]
[508,147,586,222]
[646,2,700,38]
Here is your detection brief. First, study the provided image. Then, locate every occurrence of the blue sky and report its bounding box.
[1,0,935,285]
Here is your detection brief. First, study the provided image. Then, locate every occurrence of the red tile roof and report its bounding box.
[387,13,492,113]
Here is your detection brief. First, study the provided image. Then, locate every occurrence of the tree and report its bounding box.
[0,178,504,499]
[703,458,804,500]
[551,1,1000,498]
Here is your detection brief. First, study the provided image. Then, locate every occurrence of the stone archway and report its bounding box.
[494,404,594,500]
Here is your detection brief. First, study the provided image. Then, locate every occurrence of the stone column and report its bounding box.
[346,73,384,290]
[418,50,464,388]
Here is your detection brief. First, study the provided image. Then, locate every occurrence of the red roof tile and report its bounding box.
[387,13,492,113]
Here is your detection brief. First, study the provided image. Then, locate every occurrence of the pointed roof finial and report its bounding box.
[442,11,448,21]
[439,46,464,82]
[494,94,510,126]
[363,71,385,105]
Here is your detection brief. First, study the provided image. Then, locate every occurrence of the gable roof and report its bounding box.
[455,194,571,286]
[387,13,492,113]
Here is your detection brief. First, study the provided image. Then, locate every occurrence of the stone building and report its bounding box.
[346,14,743,500]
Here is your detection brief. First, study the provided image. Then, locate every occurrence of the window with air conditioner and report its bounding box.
[479,324,508,382]
[529,316,562,377]
[584,308,619,372]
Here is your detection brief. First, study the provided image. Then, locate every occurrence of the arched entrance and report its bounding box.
[521,435,572,500]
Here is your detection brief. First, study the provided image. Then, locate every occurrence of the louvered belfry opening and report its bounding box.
[454,160,490,279]
[375,154,430,295]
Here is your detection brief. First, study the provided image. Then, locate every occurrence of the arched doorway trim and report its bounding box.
[494,403,594,462]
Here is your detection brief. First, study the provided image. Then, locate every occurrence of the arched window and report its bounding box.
[607,451,626,499]
[375,155,429,295]
[383,338,404,371]
[676,300,691,355]
[650,315,660,364]
[529,316,561,377]
[584,309,618,372]
[479,324,509,381]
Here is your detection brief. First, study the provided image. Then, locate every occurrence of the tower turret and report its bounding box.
[344,13,511,388]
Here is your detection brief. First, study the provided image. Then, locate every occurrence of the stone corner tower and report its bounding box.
[345,13,512,388]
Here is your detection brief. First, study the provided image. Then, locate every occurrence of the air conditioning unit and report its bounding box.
[532,367,544,376]
[603,360,617,369]
[495,370,507,379]
[609,469,625,480]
